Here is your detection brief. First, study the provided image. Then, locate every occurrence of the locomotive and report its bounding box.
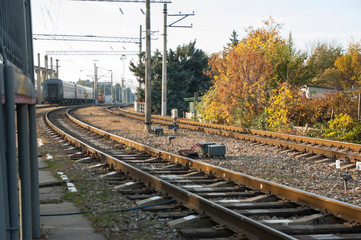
[43,78,95,104]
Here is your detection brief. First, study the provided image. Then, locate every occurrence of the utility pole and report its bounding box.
[120,54,126,103]
[37,53,41,103]
[161,7,194,116]
[50,57,53,78]
[145,0,151,131]
[55,59,59,78]
[139,24,142,89]
[161,4,167,116]
[94,63,98,104]
[118,83,121,103]
[110,71,113,103]
[44,55,48,80]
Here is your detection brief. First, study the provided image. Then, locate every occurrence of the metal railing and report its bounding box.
[1,0,39,239]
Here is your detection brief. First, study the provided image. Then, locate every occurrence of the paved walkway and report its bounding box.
[38,157,105,240]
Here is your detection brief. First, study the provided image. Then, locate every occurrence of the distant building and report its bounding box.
[300,85,338,99]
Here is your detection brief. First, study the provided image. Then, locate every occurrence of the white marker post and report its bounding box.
[336,160,341,176]
[356,162,361,177]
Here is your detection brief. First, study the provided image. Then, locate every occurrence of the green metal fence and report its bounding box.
[1,0,39,239]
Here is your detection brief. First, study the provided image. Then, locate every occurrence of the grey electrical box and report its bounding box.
[152,126,163,136]
[208,145,226,157]
[198,142,216,155]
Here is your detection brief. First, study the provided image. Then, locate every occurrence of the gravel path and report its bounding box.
[73,106,361,207]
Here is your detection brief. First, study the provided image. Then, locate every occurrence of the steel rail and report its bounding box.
[45,107,294,240]
[68,107,361,223]
[111,107,361,161]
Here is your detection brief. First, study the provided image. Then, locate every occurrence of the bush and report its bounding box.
[318,113,361,143]
[341,124,361,143]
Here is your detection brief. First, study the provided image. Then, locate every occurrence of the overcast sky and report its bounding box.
[31,0,361,89]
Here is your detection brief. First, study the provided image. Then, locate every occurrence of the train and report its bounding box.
[43,78,95,104]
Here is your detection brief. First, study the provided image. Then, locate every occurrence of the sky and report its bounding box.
[31,0,361,91]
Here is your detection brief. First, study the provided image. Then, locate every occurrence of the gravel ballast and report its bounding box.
[73,106,361,206]
[37,106,361,239]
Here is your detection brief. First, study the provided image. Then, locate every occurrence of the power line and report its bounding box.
[34,34,139,44]
[168,12,195,28]
[70,0,171,3]
[46,50,139,55]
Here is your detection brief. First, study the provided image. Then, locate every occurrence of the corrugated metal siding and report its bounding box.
[62,81,76,99]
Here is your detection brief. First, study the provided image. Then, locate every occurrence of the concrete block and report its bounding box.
[136,196,164,206]
[167,215,212,229]
[114,181,143,190]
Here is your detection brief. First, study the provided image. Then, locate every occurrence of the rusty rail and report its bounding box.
[110,107,361,161]
[49,107,361,225]
[45,107,298,240]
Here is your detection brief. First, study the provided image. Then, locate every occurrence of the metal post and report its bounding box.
[44,55,48,80]
[49,57,54,78]
[357,93,361,122]
[0,67,8,240]
[125,85,128,104]
[118,84,120,103]
[139,25,142,89]
[56,59,59,78]
[37,53,41,104]
[110,71,113,103]
[145,0,152,131]
[161,3,167,116]
[121,55,126,104]
[17,104,32,240]
[28,105,40,238]
[194,91,198,118]
[94,63,98,104]
[4,66,20,240]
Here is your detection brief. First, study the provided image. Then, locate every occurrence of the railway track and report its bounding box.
[44,106,361,240]
[107,106,361,168]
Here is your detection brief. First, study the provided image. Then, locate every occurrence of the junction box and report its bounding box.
[208,144,226,157]
[152,126,163,136]
[197,142,216,155]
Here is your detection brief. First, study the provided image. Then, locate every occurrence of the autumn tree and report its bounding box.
[302,41,343,87]
[334,39,361,89]
[199,18,308,127]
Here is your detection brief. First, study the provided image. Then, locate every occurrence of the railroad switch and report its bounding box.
[168,136,175,144]
[178,149,199,159]
[178,143,202,159]
[168,123,179,133]
[340,173,352,190]
[152,126,163,136]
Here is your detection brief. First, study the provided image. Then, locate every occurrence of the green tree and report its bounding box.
[76,79,92,87]
[228,30,239,48]
[129,41,211,114]
[303,41,343,87]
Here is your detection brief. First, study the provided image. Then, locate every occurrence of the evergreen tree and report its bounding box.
[129,41,211,115]
[228,30,239,47]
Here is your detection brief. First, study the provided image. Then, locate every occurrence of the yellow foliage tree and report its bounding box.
[334,39,361,88]
[267,82,300,131]
[199,18,304,127]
